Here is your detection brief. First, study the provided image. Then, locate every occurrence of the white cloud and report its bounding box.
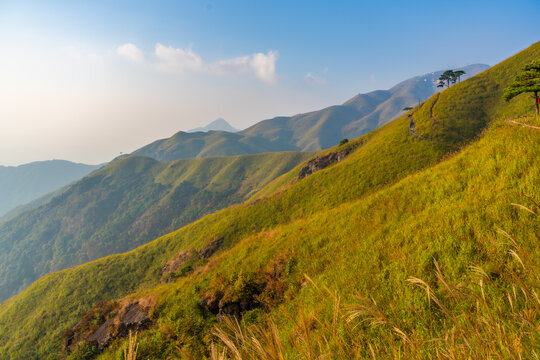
[304,72,326,85]
[154,43,203,72]
[114,42,278,83]
[249,51,278,83]
[211,56,251,75]
[116,43,144,63]
[153,44,278,83]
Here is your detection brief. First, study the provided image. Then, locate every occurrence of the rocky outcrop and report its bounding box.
[200,254,291,321]
[161,249,197,283]
[198,237,224,258]
[160,237,225,283]
[298,144,359,180]
[89,299,154,349]
[62,295,157,355]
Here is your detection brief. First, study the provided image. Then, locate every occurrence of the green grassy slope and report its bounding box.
[0,42,537,359]
[0,152,311,302]
[344,64,490,132]
[130,66,488,162]
[127,116,538,359]
[131,130,290,162]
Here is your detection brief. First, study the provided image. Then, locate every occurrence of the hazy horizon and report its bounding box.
[1,0,539,166]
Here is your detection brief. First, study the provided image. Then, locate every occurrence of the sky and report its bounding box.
[0,0,539,166]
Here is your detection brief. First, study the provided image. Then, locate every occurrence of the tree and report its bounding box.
[437,69,466,88]
[453,70,466,83]
[402,106,413,111]
[503,60,540,116]
[437,70,455,88]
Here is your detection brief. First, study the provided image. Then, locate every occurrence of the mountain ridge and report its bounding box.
[0,151,312,301]
[0,160,101,218]
[131,64,489,161]
[188,118,239,133]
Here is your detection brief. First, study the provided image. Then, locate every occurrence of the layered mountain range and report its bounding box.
[132,64,488,162]
[0,160,101,219]
[0,64,490,304]
[1,43,537,359]
[0,151,312,301]
[0,42,536,360]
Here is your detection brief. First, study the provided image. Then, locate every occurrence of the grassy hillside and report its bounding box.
[130,65,488,162]
[343,64,489,133]
[0,42,537,359]
[131,131,289,162]
[0,160,101,218]
[0,152,311,302]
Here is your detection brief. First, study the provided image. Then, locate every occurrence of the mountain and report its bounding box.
[0,151,311,302]
[0,185,67,223]
[0,160,101,218]
[131,64,488,162]
[242,64,490,150]
[341,63,490,134]
[0,42,536,359]
[131,130,287,162]
[187,118,239,133]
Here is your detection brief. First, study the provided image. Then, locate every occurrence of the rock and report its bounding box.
[160,250,196,281]
[298,144,358,180]
[160,237,225,283]
[62,295,158,354]
[198,237,224,258]
[89,297,155,349]
[61,328,75,353]
[89,318,115,349]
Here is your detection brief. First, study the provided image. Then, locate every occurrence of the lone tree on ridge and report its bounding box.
[503,60,540,116]
[437,69,466,88]
[453,70,466,83]
[437,70,455,88]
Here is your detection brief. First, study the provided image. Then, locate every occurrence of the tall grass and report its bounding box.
[123,331,139,360]
[210,202,539,359]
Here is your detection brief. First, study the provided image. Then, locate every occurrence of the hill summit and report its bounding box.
[187,118,239,133]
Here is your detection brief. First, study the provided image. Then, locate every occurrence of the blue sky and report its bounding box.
[0,0,539,165]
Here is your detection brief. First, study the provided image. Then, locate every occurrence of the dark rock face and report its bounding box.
[298,144,358,180]
[200,254,291,322]
[61,328,75,354]
[198,237,224,258]
[161,250,196,283]
[200,285,261,321]
[62,295,157,355]
[160,238,225,283]
[89,302,151,349]
[88,318,115,349]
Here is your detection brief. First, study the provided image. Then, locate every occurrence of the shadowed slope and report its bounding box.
[0,160,101,218]
[0,151,312,302]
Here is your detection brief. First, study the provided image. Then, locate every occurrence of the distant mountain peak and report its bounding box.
[188,118,239,133]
